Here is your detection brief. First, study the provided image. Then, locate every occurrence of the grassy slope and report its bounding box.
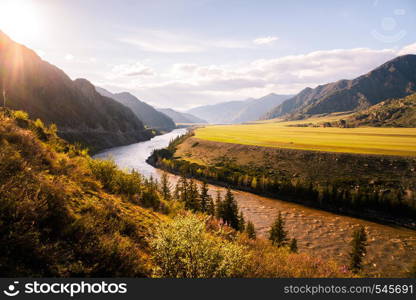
[194,122,416,157]
[0,110,160,276]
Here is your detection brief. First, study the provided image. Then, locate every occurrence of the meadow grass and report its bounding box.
[194,123,416,156]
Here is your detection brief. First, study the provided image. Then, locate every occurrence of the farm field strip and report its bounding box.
[194,124,416,156]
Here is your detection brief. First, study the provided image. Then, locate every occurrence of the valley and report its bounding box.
[96,129,416,277]
[1,2,416,280]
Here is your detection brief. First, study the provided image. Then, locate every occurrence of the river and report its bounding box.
[94,129,416,277]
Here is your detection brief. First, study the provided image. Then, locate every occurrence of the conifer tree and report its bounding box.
[215,190,223,219]
[199,181,210,213]
[220,188,240,231]
[349,225,367,273]
[160,172,171,200]
[245,221,256,240]
[289,238,298,253]
[206,194,215,216]
[238,211,245,232]
[186,179,199,211]
[269,212,288,247]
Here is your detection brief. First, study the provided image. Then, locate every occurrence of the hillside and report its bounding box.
[187,93,291,124]
[96,87,176,131]
[0,31,152,152]
[0,109,161,276]
[157,108,207,124]
[263,55,416,120]
[336,93,416,128]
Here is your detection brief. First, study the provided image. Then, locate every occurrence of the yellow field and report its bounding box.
[194,123,416,156]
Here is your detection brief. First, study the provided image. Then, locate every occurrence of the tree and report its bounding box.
[289,238,298,253]
[238,211,245,232]
[199,181,210,213]
[251,177,257,190]
[206,194,215,216]
[215,190,223,219]
[160,172,171,200]
[178,176,188,204]
[245,221,256,240]
[186,179,199,211]
[269,212,288,247]
[220,188,240,231]
[349,225,367,273]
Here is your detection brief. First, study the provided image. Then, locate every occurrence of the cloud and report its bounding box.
[253,36,279,45]
[119,29,205,53]
[398,42,416,55]
[65,54,74,60]
[98,42,415,110]
[110,62,155,78]
[119,29,258,53]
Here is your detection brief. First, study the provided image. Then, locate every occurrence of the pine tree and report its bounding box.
[186,179,199,211]
[269,212,288,247]
[221,187,240,230]
[349,225,367,273]
[160,172,171,200]
[215,190,223,219]
[238,211,245,232]
[199,181,210,213]
[245,221,256,240]
[289,238,298,253]
[206,194,215,216]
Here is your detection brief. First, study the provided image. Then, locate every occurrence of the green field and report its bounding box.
[194,123,416,156]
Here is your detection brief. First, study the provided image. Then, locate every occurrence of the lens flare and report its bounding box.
[0,0,40,44]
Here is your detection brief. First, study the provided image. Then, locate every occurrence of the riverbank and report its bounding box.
[148,135,416,229]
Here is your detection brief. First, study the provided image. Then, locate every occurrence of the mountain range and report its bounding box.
[96,87,175,131]
[157,108,207,124]
[0,31,153,152]
[263,54,416,120]
[187,93,292,124]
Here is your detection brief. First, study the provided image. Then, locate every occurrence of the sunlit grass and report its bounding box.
[194,123,416,156]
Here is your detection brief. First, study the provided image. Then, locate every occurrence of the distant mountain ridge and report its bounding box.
[0,31,152,152]
[96,87,175,131]
[187,93,291,124]
[157,108,207,124]
[263,54,416,120]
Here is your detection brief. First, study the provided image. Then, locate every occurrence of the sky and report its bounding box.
[0,0,416,110]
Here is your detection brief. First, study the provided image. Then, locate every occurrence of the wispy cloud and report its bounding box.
[253,36,279,45]
[108,61,156,79]
[119,29,266,53]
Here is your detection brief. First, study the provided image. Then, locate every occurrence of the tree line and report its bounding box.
[148,142,416,221]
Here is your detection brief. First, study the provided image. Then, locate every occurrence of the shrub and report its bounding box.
[149,214,250,278]
[12,110,29,121]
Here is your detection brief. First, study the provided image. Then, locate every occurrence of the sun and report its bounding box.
[0,0,40,43]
